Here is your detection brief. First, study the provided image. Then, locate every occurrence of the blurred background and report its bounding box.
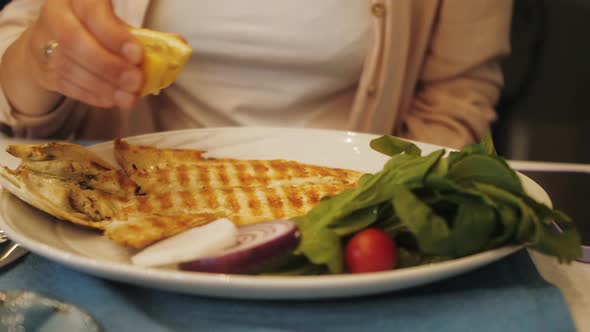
[493,0,590,164]
[0,0,588,163]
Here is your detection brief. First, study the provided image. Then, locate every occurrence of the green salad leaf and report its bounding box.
[396,248,451,268]
[292,135,582,274]
[480,131,498,157]
[447,154,523,193]
[370,135,422,157]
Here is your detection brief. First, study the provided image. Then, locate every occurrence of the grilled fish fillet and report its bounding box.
[0,141,362,248]
[115,139,362,193]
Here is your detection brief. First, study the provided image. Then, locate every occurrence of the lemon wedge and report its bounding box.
[130,28,192,96]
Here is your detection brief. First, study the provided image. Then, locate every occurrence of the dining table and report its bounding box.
[0,136,589,332]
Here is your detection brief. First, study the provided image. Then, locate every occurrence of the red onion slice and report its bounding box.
[179,220,301,274]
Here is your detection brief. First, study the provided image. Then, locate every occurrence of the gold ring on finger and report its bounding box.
[42,40,59,61]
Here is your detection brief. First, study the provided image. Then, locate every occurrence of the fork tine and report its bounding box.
[0,229,8,244]
[0,241,29,268]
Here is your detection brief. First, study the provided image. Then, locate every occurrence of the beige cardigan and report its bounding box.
[0,0,512,148]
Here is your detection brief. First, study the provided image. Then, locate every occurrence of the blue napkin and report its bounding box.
[0,249,576,332]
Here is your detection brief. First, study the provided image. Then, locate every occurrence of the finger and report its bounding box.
[40,6,143,93]
[57,77,111,109]
[44,50,138,109]
[57,75,138,110]
[63,37,143,94]
[71,0,143,64]
[59,76,139,111]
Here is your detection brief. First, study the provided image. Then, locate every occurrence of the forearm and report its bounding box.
[400,59,503,149]
[0,26,63,117]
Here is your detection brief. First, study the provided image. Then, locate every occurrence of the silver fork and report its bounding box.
[0,229,29,268]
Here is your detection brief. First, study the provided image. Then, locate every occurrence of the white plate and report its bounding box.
[0,127,541,300]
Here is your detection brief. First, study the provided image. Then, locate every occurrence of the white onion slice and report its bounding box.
[131,218,238,267]
[179,220,301,274]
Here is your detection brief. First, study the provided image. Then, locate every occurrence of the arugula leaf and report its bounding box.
[447,144,488,170]
[260,255,327,276]
[480,131,498,157]
[392,185,498,257]
[422,176,458,196]
[391,185,454,256]
[474,183,536,242]
[517,194,580,262]
[521,195,572,224]
[475,183,581,262]
[329,205,380,236]
[447,154,523,194]
[448,194,497,256]
[531,223,581,263]
[292,223,343,273]
[370,135,422,157]
[421,174,509,255]
[484,204,518,249]
[397,248,451,268]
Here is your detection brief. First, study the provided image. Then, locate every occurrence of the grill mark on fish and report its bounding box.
[198,165,210,189]
[282,185,304,212]
[304,184,322,205]
[325,183,346,197]
[151,216,166,229]
[220,187,240,214]
[223,163,238,187]
[330,168,354,179]
[262,186,284,219]
[313,165,331,177]
[176,164,189,187]
[179,191,197,209]
[254,187,273,219]
[136,196,153,213]
[239,161,272,187]
[157,168,169,186]
[233,162,250,186]
[251,161,270,185]
[289,162,308,178]
[156,192,173,210]
[242,186,263,217]
[215,164,230,187]
[269,160,290,180]
[202,187,219,210]
[232,187,252,219]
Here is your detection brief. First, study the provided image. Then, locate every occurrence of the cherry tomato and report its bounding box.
[344,228,397,273]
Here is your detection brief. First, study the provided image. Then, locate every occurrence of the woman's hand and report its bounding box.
[0,0,144,116]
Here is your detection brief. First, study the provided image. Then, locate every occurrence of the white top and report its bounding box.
[143,0,370,130]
